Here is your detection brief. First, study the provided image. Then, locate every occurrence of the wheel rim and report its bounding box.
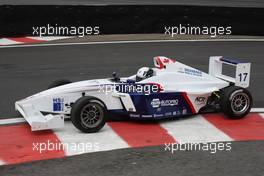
[231,92,250,115]
[80,104,103,128]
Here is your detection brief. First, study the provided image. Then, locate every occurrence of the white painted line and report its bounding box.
[259,113,264,119]
[0,38,264,49]
[161,115,233,143]
[251,108,264,113]
[0,160,5,166]
[0,118,25,125]
[54,122,129,156]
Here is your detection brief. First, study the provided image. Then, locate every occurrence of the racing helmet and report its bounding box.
[136,67,154,81]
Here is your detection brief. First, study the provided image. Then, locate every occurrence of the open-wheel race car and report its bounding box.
[15,56,252,133]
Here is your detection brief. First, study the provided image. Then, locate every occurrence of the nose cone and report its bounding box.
[15,92,65,131]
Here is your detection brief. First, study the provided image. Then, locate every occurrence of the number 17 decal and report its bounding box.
[235,62,250,88]
[238,72,248,82]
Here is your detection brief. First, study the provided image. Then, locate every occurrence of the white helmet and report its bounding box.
[136,67,153,81]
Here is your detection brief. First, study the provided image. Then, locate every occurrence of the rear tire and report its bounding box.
[48,79,72,89]
[220,86,252,119]
[71,97,106,133]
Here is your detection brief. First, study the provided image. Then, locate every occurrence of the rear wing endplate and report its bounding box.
[209,56,251,88]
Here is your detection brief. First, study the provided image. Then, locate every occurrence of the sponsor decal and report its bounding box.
[154,114,164,118]
[165,112,172,116]
[177,67,184,74]
[53,98,64,111]
[151,98,179,108]
[161,99,179,106]
[129,114,140,118]
[195,96,207,105]
[172,110,182,116]
[182,107,187,115]
[184,68,202,77]
[142,115,153,118]
[151,98,161,108]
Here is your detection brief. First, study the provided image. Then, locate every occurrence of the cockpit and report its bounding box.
[110,56,175,83]
[110,67,155,83]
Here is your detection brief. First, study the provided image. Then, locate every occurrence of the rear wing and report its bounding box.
[209,56,251,88]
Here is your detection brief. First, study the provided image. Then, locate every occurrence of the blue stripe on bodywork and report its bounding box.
[220,57,245,65]
[127,92,194,119]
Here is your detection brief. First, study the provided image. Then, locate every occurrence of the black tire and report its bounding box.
[48,79,72,89]
[220,86,252,119]
[71,97,106,133]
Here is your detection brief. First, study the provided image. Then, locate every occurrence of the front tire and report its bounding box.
[220,86,252,119]
[71,97,106,133]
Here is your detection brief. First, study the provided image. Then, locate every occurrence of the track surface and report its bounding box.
[0,41,264,176]
[0,0,264,7]
[0,41,263,118]
[1,141,264,176]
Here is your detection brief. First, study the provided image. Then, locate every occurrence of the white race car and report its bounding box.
[15,56,252,133]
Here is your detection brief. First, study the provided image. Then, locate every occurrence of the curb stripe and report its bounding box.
[0,38,22,45]
[0,124,65,164]
[0,36,72,46]
[204,113,264,141]
[7,37,45,43]
[28,36,71,41]
[54,123,128,156]
[0,160,5,165]
[108,121,176,147]
[251,108,264,112]
[1,38,264,49]
[0,113,264,165]
[161,115,233,143]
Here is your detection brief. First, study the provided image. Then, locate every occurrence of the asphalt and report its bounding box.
[0,40,263,176]
[0,40,263,118]
[0,0,264,7]
[1,141,264,176]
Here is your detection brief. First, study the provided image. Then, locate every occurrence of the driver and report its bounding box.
[136,67,154,81]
